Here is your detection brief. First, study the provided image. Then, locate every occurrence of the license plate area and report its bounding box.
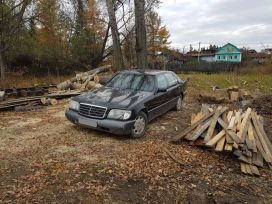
[78,118,97,128]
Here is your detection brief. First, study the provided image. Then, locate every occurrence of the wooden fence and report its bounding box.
[150,61,244,73]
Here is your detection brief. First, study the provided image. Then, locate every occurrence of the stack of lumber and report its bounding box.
[0,92,80,111]
[170,105,272,176]
[57,65,112,91]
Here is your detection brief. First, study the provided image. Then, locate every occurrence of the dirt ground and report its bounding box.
[1,90,272,204]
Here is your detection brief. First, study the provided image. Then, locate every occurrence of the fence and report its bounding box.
[150,61,244,73]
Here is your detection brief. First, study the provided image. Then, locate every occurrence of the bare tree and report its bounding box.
[106,0,125,70]
[0,0,32,80]
[134,0,147,69]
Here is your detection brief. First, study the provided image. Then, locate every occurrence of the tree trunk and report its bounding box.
[0,52,6,80]
[134,0,148,69]
[106,0,125,70]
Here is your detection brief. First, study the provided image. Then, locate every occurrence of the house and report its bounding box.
[215,43,242,62]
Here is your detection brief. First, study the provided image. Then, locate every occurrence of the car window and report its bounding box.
[156,74,168,90]
[139,76,155,92]
[165,73,178,87]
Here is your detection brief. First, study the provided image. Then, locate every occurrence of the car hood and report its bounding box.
[75,86,152,109]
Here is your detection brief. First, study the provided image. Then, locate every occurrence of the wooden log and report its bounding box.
[86,81,96,90]
[94,75,100,84]
[191,112,204,125]
[57,65,110,90]
[80,72,99,91]
[57,80,72,90]
[229,91,239,102]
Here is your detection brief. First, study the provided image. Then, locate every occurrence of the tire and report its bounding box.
[131,111,148,138]
[174,95,183,111]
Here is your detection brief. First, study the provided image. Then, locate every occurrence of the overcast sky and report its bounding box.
[157,0,272,51]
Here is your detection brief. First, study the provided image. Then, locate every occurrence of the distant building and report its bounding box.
[215,43,242,62]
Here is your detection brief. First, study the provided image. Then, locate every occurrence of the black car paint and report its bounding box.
[65,70,187,135]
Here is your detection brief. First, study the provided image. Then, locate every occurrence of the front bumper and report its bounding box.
[65,109,135,135]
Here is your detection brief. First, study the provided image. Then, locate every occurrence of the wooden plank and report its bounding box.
[249,165,260,176]
[215,136,226,152]
[233,142,239,149]
[237,108,252,143]
[227,111,234,121]
[204,106,223,143]
[254,113,272,152]
[252,113,272,161]
[240,163,247,174]
[226,134,234,144]
[205,130,225,147]
[246,123,256,151]
[238,155,252,164]
[186,119,212,141]
[234,150,242,157]
[252,152,264,167]
[170,107,228,142]
[224,143,233,152]
[245,164,253,175]
[228,116,236,130]
[191,112,204,125]
[218,118,242,144]
[208,107,214,113]
[254,132,272,163]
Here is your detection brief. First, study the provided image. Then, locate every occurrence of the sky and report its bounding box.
[157,0,272,52]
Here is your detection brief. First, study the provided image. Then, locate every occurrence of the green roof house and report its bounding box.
[215,43,242,62]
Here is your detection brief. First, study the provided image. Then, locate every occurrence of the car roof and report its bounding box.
[119,69,173,76]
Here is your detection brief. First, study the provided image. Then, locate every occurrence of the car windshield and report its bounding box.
[106,73,155,92]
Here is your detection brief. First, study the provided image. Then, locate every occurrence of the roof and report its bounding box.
[216,43,241,54]
[187,53,215,57]
[120,69,172,75]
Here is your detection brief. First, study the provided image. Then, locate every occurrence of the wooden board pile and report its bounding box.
[171,105,272,176]
[57,65,112,92]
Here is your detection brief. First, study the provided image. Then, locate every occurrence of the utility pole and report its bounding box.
[198,42,201,63]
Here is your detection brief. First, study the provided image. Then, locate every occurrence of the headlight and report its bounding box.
[107,109,131,120]
[69,100,79,111]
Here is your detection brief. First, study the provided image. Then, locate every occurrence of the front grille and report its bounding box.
[79,103,107,119]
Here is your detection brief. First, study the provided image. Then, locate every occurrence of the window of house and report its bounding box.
[223,56,226,59]
[234,55,238,59]
[218,56,221,60]
[230,56,233,59]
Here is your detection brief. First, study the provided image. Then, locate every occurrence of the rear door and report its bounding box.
[164,72,180,109]
[147,74,169,120]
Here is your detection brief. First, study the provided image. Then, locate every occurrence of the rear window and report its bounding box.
[165,73,178,87]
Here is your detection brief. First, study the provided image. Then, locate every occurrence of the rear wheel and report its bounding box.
[131,112,148,138]
[174,95,183,111]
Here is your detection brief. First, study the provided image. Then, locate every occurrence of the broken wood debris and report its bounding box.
[170,104,272,176]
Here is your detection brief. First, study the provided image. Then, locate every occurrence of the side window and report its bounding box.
[156,74,168,90]
[139,76,155,92]
[165,73,178,88]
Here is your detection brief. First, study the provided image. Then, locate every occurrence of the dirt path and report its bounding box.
[0,94,272,203]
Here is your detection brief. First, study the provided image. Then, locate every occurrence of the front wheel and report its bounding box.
[131,112,148,138]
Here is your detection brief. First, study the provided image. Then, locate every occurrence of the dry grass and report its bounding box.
[179,72,272,94]
[0,74,71,89]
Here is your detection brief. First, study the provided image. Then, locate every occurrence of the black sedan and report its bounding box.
[65,70,187,138]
